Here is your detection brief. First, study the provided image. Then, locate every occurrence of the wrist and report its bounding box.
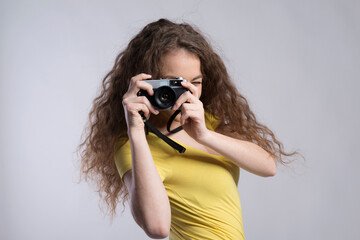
[196,128,213,145]
[127,126,146,139]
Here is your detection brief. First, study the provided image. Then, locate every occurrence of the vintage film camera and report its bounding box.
[137,77,188,110]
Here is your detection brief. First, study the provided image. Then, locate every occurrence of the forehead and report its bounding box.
[160,49,201,78]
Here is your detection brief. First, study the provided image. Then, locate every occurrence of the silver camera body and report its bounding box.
[137,77,188,110]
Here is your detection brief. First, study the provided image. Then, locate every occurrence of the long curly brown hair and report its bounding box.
[77,18,302,220]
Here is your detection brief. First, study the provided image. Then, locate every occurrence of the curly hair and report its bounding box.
[77,18,302,220]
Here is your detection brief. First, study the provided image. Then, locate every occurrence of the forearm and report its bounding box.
[128,128,171,235]
[198,130,277,177]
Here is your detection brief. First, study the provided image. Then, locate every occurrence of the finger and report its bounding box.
[123,95,159,115]
[128,73,153,95]
[181,102,201,111]
[132,96,159,115]
[180,111,195,126]
[129,103,151,119]
[180,111,188,125]
[130,80,154,96]
[172,91,199,110]
[130,73,152,82]
[181,81,199,98]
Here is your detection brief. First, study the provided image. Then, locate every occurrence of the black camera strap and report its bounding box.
[167,109,183,134]
[139,111,186,153]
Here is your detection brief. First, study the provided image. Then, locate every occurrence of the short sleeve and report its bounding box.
[113,138,168,182]
[114,140,132,180]
[205,111,220,131]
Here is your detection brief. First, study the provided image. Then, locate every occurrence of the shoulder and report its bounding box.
[205,111,221,131]
[114,139,131,157]
[204,111,244,140]
[114,139,132,179]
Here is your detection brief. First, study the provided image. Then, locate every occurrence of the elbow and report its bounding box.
[130,197,171,238]
[259,158,277,177]
[144,224,170,239]
[131,206,170,238]
[140,212,170,239]
[265,160,277,177]
[268,164,277,177]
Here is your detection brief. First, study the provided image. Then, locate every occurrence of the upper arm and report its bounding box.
[215,124,244,140]
[123,169,142,225]
[123,169,133,193]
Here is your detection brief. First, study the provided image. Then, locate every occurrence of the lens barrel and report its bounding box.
[154,86,176,109]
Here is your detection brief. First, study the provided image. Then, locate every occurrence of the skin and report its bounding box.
[121,48,277,238]
[147,49,214,154]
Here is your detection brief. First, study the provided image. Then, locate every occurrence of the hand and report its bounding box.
[172,81,209,141]
[122,73,159,131]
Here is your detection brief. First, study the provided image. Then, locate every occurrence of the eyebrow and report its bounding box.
[164,75,203,81]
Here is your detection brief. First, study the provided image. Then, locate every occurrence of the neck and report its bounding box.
[149,110,181,131]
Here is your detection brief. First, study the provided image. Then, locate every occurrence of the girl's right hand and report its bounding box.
[122,73,159,131]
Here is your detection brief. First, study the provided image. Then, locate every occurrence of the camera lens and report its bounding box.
[160,92,170,101]
[154,86,175,109]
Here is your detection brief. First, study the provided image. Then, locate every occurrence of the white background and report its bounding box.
[1,0,359,239]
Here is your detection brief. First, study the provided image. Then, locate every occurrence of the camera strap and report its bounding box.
[139,111,186,153]
[167,109,183,134]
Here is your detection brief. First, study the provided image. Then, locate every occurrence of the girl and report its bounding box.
[78,18,300,239]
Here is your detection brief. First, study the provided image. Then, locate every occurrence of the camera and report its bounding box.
[137,77,188,110]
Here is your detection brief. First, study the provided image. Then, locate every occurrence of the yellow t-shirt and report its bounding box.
[114,112,245,240]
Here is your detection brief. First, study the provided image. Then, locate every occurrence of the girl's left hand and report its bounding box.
[172,81,209,141]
